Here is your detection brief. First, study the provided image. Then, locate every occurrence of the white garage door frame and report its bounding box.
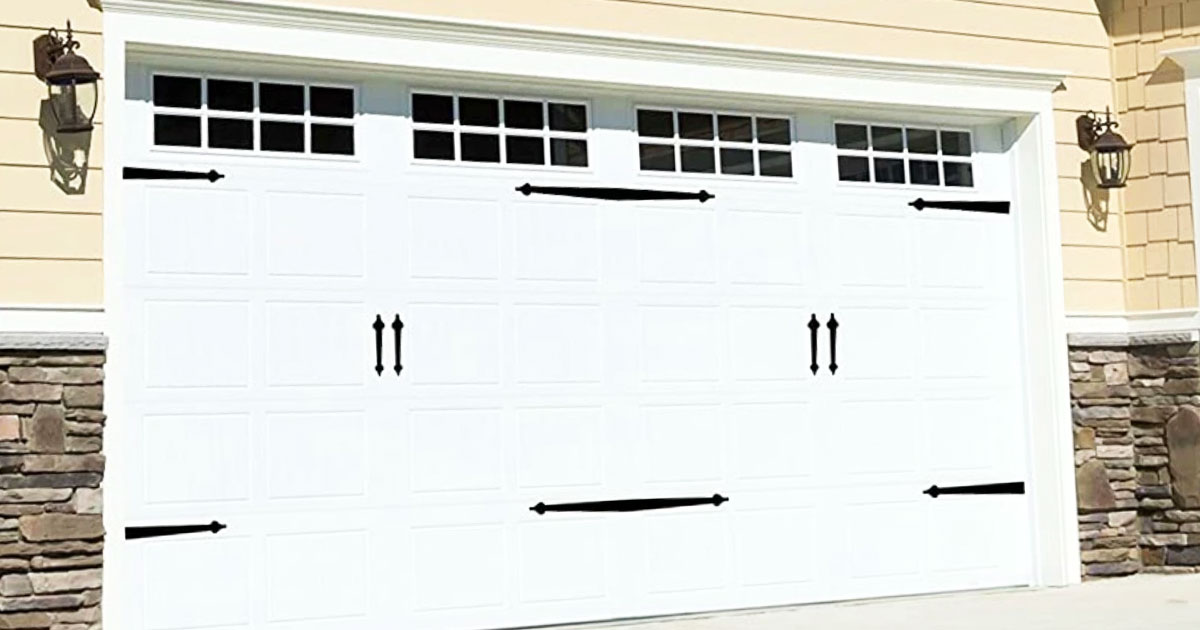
[100,0,1078,627]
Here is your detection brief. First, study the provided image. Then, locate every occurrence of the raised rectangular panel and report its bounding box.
[517,407,603,489]
[267,191,365,278]
[409,197,500,280]
[845,502,923,578]
[266,531,367,621]
[514,201,600,281]
[837,306,915,381]
[922,398,996,472]
[143,413,250,504]
[919,308,990,379]
[267,411,366,499]
[725,210,806,286]
[518,520,606,603]
[831,400,918,475]
[145,187,250,276]
[266,302,364,387]
[733,403,813,480]
[835,215,909,288]
[410,408,503,493]
[644,514,728,593]
[637,208,716,284]
[144,301,250,388]
[142,537,251,629]
[735,508,815,586]
[729,307,806,381]
[412,525,505,610]
[926,500,997,573]
[406,303,500,385]
[918,218,987,289]
[514,305,603,384]
[641,404,722,483]
[639,306,720,382]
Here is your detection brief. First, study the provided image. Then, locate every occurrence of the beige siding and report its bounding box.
[0,1,103,306]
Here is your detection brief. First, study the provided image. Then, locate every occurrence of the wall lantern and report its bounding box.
[34,22,100,134]
[1077,108,1133,189]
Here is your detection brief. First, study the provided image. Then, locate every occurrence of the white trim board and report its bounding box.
[0,305,105,334]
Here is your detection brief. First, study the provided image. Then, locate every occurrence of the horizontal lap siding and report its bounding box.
[0,2,103,306]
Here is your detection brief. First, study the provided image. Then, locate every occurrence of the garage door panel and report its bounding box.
[731,402,815,482]
[833,305,917,382]
[514,304,604,384]
[918,306,1004,380]
[729,306,809,382]
[844,500,926,580]
[144,186,253,278]
[265,191,366,279]
[265,410,367,500]
[517,518,609,604]
[408,197,501,281]
[516,406,605,490]
[265,530,369,622]
[641,512,732,595]
[143,299,252,389]
[265,301,366,387]
[513,199,601,282]
[637,207,717,285]
[723,209,809,287]
[409,407,505,494]
[139,536,254,630]
[921,396,1003,473]
[142,411,252,505]
[406,303,501,386]
[639,403,724,484]
[734,506,818,587]
[916,217,991,290]
[411,523,508,611]
[831,214,910,289]
[827,399,920,477]
[638,305,721,383]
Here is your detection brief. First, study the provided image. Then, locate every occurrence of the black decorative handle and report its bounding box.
[827,314,839,375]
[126,521,226,540]
[123,167,225,182]
[923,482,1024,498]
[531,494,728,514]
[807,314,820,375]
[372,315,385,376]
[909,198,1009,214]
[516,183,713,203]
[391,315,404,376]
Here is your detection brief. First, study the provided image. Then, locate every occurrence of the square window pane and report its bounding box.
[312,124,355,155]
[261,121,305,152]
[549,103,587,132]
[208,118,253,150]
[907,128,938,154]
[679,112,714,140]
[153,76,200,109]
[680,145,716,173]
[154,114,200,146]
[835,124,868,150]
[506,135,545,165]
[460,97,500,127]
[720,148,754,175]
[311,87,354,118]
[207,79,253,112]
[874,157,905,183]
[414,130,454,160]
[837,155,869,181]
[941,130,972,156]
[505,100,543,130]
[412,93,453,124]
[759,151,793,178]
[909,159,940,185]
[757,118,791,145]
[638,110,674,138]
[718,115,752,142]
[872,126,904,153]
[944,161,974,187]
[260,83,305,115]
[551,138,589,167]
[639,143,675,171]
[461,133,500,162]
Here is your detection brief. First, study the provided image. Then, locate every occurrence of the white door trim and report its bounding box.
[101,5,1078,628]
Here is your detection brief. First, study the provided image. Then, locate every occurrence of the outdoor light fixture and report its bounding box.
[1077,108,1133,189]
[34,22,100,134]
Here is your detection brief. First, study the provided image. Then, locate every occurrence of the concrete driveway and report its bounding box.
[575,575,1200,630]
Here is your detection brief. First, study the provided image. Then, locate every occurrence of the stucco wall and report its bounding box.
[0,2,103,306]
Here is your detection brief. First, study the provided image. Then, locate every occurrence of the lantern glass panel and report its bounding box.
[48,80,97,133]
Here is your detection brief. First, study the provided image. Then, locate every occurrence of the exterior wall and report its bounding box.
[0,339,105,627]
[1109,0,1200,311]
[0,2,104,306]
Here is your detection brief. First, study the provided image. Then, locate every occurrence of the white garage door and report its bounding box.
[118,68,1031,630]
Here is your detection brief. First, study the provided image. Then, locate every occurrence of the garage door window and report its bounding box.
[835,122,972,187]
[411,92,589,167]
[152,74,356,156]
[636,108,793,178]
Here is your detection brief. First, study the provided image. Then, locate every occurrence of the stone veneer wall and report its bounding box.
[1070,333,1200,578]
[0,335,106,629]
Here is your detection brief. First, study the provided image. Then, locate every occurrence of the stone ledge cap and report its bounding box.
[1068,330,1200,348]
[0,333,108,352]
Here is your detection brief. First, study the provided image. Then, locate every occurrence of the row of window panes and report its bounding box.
[834,123,973,187]
[637,109,792,177]
[152,75,355,155]
[412,93,588,167]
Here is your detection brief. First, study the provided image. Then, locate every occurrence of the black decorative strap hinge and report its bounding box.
[124,167,225,182]
[923,482,1025,498]
[531,494,728,514]
[909,198,1009,214]
[517,183,712,203]
[126,520,226,540]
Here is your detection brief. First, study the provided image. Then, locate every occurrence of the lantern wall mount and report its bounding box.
[1076,108,1133,190]
[33,22,100,134]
